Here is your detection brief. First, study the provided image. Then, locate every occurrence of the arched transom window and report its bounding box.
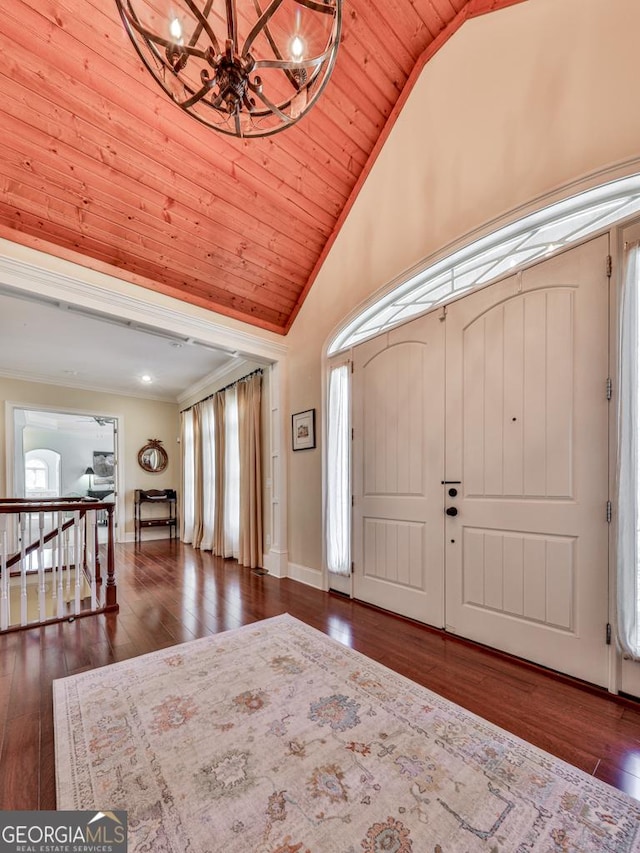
[329,173,640,355]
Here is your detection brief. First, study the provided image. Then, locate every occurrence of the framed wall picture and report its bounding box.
[292,409,316,451]
[93,450,115,488]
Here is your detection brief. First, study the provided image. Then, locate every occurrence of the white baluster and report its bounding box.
[20,513,27,625]
[89,510,97,610]
[0,515,8,631]
[56,512,64,620]
[64,526,71,596]
[38,511,46,622]
[74,511,82,614]
[47,513,58,604]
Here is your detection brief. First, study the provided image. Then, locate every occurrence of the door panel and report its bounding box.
[461,527,575,630]
[445,236,610,686]
[352,313,445,626]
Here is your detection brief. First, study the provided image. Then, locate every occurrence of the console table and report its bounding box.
[134,488,177,543]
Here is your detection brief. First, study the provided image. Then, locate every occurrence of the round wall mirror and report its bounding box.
[138,439,168,473]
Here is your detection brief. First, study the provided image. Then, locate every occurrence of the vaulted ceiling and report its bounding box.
[0,0,524,335]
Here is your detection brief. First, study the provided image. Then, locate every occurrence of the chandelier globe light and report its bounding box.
[115,0,342,138]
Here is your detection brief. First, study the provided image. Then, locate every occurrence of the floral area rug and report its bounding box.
[54,614,640,852]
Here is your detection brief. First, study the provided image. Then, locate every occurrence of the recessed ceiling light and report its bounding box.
[140,374,153,383]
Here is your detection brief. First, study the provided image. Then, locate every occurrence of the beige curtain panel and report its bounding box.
[191,401,205,550]
[238,373,263,569]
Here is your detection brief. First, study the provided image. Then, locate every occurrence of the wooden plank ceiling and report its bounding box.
[0,0,524,335]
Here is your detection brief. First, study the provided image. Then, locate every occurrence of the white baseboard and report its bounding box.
[261,550,324,590]
[122,530,175,543]
[287,562,324,590]
[262,548,289,578]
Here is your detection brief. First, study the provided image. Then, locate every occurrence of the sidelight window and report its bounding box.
[326,363,350,576]
[617,241,640,659]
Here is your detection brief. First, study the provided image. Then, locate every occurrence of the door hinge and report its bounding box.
[606,254,613,278]
[606,377,612,400]
[351,495,354,507]
[606,500,612,523]
[606,622,612,645]
[350,361,354,374]
[351,561,354,574]
[351,427,354,441]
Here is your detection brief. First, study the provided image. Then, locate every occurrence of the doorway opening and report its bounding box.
[11,407,119,543]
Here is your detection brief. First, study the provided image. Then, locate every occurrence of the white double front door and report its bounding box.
[352,236,610,686]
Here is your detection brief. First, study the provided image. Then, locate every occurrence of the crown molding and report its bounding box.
[177,358,251,406]
[0,367,177,403]
[0,244,288,364]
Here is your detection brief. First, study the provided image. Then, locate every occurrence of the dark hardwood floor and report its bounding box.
[1,539,640,810]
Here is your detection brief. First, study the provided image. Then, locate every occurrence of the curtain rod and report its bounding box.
[180,367,263,413]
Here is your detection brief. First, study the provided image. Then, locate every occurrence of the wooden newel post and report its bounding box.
[105,505,117,608]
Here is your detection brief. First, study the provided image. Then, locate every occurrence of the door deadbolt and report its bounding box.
[448,487,458,497]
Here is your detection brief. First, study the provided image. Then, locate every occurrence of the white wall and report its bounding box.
[285,0,640,573]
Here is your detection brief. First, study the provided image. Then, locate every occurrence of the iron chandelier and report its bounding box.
[115,0,342,138]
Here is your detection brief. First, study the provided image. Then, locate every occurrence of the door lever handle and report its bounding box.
[445,507,458,517]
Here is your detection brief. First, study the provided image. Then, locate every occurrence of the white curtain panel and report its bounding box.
[326,364,351,576]
[617,241,640,659]
[199,398,216,551]
[224,385,240,559]
[180,409,195,544]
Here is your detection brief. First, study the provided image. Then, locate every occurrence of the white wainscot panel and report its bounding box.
[464,290,574,501]
[363,343,425,497]
[363,517,424,589]
[462,527,575,632]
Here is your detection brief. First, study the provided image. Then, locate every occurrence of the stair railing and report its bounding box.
[0,497,117,633]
